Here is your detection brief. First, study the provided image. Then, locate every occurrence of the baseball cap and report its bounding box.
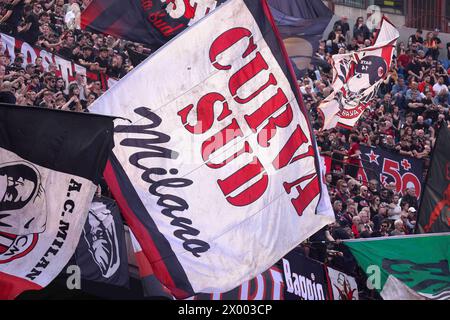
[408,207,417,213]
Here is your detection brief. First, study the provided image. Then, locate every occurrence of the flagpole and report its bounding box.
[413,125,447,234]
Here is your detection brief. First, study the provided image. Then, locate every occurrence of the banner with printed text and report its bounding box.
[90,0,334,298]
[358,145,423,199]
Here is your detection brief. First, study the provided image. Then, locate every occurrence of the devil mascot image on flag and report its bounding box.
[334,55,388,117]
[318,17,399,130]
[0,161,45,263]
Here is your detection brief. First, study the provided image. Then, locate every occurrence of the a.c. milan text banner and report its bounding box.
[90,0,334,298]
[0,105,114,299]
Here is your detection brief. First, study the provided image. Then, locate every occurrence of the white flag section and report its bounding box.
[0,105,113,299]
[327,267,359,300]
[380,275,426,300]
[0,148,95,284]
[318,17,399,130]
[90,0,334,297]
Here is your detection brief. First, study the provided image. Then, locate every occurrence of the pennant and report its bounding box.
[74,196,129,287]
[0,105,114,299]
[317,17,399,130]
[417,126,450,233]
[344,234,450,300]
[89,0,334,298]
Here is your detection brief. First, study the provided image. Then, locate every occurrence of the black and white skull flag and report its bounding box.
[90,0,334,298]
[318,17,399,130]
[74,196,129,287]
[0,105,114,299]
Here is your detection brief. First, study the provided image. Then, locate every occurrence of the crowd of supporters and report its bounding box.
[0,0,149,110]
[296,16,450,298]
[0,0,449,298]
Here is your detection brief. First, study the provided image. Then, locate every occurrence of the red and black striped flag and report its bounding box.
[417,125,450,233]
[81,0,227,51]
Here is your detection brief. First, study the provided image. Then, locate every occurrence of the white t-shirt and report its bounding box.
[433,83,448,95]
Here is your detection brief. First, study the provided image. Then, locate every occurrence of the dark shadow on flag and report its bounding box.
[268,0,333,77]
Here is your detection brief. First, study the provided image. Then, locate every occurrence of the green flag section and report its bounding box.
[344,234,450,300]
[417,125,450,234]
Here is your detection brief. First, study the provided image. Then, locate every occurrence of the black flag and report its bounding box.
[74,196,129,287]
[417,125,450,233]
[0,104,114,299]
[268,0,333,76]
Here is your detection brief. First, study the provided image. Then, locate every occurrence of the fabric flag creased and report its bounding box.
[357,145,423,200]
[81,0,227,51]
[129,229,173,299]
[417,125,450,233]
[267,0,333,77]
[0,105,114,299]
[317,17,399,130]
[73,196,129,287]
[89,0,334,298]
[344,234,450,300]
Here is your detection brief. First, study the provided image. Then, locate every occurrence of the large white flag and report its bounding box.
[318,17,399,130]
[90,0,334,298]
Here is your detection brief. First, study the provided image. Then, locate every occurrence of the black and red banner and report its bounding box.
[89,0,334,298]
[417,126,450,233]
[81,0,227,51]
[281,248,359,300]
[358,145,424,199]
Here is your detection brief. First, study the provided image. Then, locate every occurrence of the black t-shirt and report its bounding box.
[19,13,39,45]
[409,35,424,44]
[406,61,422,76]
[58,45,75,60]
[95,56,110,69]
[353,195,369,211]
[424,107,440,122]
[5,0,24,30]
[413,122,429,132]
[0,91,16,104]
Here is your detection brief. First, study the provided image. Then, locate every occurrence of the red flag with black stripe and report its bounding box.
[81,0,227,51]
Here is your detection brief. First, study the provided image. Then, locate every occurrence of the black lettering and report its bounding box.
[35,257,50,269]
[44,246,59,257]
[25,268,42,280]
[56,221,70,241]
[62,200,75,216]
[116,107,211,257]
[68,179,82,192]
